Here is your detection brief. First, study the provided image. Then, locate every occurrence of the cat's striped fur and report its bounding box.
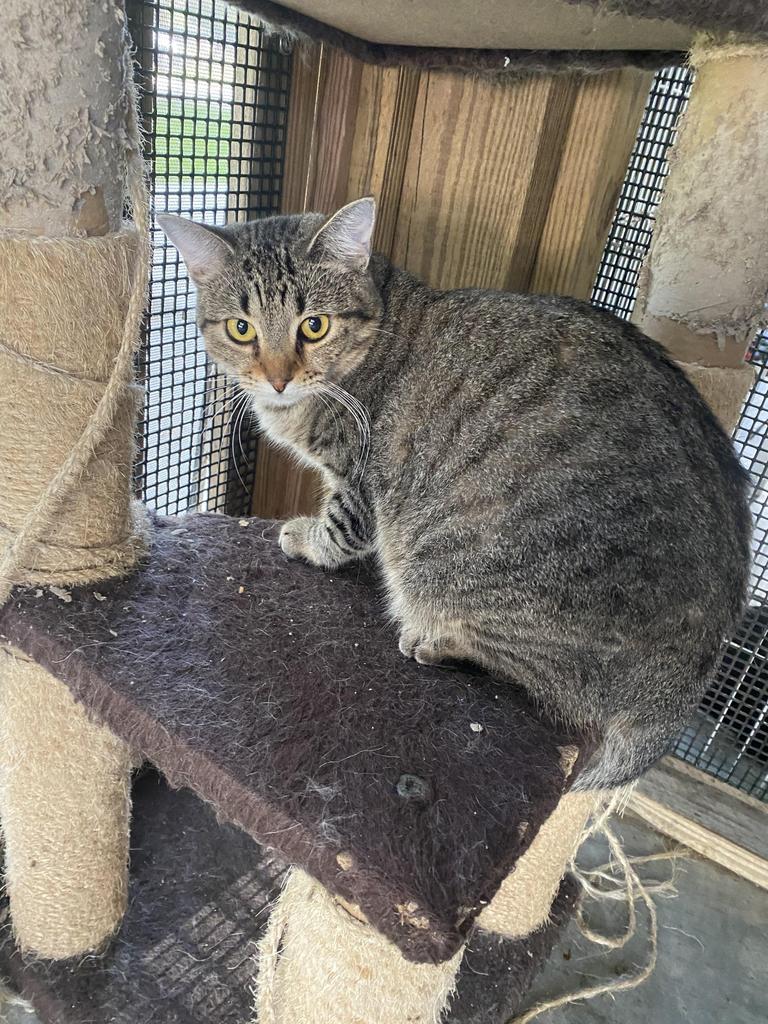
[160,198,751,789]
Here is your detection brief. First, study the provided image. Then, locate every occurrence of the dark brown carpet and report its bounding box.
[0,513,592,963]
[0,769,579,1024]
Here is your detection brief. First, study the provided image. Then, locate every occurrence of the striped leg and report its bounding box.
[279,489,372,569]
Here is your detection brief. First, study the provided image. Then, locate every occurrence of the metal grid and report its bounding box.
[128,0,290,516]
[593,66,768,800]
[591,65,693,320]
[673,337,768,800]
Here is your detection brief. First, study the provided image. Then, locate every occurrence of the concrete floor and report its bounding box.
[3,814,766,1024]
[525,814,767,1024]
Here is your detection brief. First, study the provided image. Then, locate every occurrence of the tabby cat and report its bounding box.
[159,197,751,789]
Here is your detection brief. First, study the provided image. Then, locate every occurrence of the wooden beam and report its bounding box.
[388,67,650,293]
[279,44,363,215]
[347,64,421,256]
[530,67,653,299]
[629,756,768,890]
[252,44,362,519]
[391,71,562,288]
[252,53,653,518]
[504,76,580,293]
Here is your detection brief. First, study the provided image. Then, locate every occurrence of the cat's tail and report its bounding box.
[571,717,674,792]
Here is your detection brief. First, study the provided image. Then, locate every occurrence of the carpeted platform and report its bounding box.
[0,513,593,963]
[0,769,580,1024]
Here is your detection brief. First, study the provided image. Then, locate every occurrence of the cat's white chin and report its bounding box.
[249,387,304,411]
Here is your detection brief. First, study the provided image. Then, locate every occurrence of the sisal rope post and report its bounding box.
[632,40,768,432]
[477,790,599,941]
[0,652,133,959]
[0,0,149,958]
[253,750,600,1022]
[254,869,462,1024]
[475,746,601,942]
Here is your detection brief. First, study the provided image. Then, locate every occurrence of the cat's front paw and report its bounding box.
[279,517,315,562]
[399,629,463,666]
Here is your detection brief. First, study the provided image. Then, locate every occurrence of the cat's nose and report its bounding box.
[269,377,291,393]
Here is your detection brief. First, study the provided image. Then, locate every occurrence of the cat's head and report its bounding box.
[158,197,382,410]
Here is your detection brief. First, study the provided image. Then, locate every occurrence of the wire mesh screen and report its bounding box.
[128,0,290,516]
[593,66,768,800]
[673,338,768,800]
[591,65,693,319]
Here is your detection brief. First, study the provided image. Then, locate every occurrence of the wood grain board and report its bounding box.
[252,44,651,518]
[630,756,768,890]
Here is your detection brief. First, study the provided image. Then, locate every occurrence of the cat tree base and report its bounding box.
[0,770,581,1024]
[0,512,594,977]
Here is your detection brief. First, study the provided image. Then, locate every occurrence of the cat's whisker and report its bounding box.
[199,378,237,403]
[316,383,363,465]
[200,388,242,425]
[313,388,345,439]
[320,380,371,480]
[319,381,366,441]
[237,401,254,469]
[326,382,371,453]
[228,391,252,493]
[196,377,238,409]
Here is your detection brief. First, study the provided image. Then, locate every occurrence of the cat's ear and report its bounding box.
[307,196,376,271]
[156,214,234,285]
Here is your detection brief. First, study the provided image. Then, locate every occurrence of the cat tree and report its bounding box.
[0,1,766,1022]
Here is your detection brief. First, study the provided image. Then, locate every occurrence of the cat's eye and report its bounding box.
[299,314,330,342]
[226,318,257,344]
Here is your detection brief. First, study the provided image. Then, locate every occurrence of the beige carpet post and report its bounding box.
[254,869,463,1024]
[0,652,133,959]
[0,0,149,958]
[477,790,597,940]
[632,41,768,431]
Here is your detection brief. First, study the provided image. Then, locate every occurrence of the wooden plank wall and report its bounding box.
[251,45,652,518]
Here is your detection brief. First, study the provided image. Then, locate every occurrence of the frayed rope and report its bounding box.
[505,791,684,1024]
[252,873,290,1024]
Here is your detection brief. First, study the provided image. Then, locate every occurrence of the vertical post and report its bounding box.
[0,0,133,237]
[633,43,768,432]
[0,0,144,957]
[255,869,462,1024]
[0,656,133,959]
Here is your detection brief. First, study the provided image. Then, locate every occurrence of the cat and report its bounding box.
[159,197,752,790]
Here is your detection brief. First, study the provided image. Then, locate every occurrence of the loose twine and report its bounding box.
[0,63,150,609]
[505,791,681,1024]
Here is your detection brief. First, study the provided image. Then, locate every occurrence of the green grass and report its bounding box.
[154,96,232,179]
